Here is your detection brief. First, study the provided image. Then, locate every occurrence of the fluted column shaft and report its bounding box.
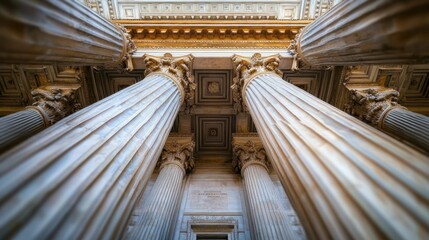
[0,74,182,239]
[0,0,135,69]
[0,87,81,153]
[0,109,46,153]
[382,108,429,151]
[133,163,185,239]
[346,88,429,152]
[244,73,429,239]
[294,0,429,66]
[243,164,295,240]
[129,135,194,240]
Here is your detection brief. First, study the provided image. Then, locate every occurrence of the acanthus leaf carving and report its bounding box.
[344,88,405,126]
[118,25,137,72]
[232,138,269,174]
[31,88,82,125]
[158,139,195,173]
[231,53,282,113]
[144,53,196,114]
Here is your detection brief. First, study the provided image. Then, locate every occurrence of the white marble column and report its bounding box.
[0,0,136,70]
[232,54,429,240]
[0,87,81,153]
[232,134,296,240]
[346,88,429,151]
[0,53,195,240]
[289,0,429,67]
[130,136,194,240]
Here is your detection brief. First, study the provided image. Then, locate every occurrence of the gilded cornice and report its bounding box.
[113,19,310,49]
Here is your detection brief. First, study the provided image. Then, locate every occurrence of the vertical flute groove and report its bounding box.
[383,108,429,151]
[245,73,429,239]
[0,74,182,240]
[0,109,46,153]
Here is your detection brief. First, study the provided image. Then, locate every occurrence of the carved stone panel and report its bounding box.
[195,70,232,106]
[195,115,234,155]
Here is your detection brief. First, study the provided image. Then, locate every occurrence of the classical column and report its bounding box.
[0,87,81,153]
[345,88,429,151]
[131,135,194,240]
[0,0,136,70]
[232,134,296,240]
[0,53,195,240]
[232,53,429,240]
[289,0,429,67]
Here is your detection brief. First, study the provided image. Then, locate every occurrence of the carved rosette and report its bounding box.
[157,138,195,174]
[344,88,405,126]
[30,88,82,126]
[118,25,137,71]
[232,137,270,174]
[143,53,196,114]
[231,53,282,113]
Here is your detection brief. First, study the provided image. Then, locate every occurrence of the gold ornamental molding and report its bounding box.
[113,19,311,49]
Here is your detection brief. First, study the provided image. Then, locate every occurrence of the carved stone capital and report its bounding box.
[287,28,309,71]
[118,25,137,71]
[143,53,196,114]
[158,135,195,174]
[344,88,405,126]
[30,87,82,126]
[232,134,270,174]
[231,53,282,113]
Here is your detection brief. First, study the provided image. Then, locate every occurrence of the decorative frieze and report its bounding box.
[344,88,404,127]
[114,19,309,50]
[30,87,82,126]
[231,53,282,113]
[144,53,196,114]
[158,136,195,173]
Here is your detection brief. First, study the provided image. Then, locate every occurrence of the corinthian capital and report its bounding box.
[143,53,196,114]
[30,87,82,126]
[232,134,270,174]
[158,135,195,174]
[231,53,282,113]
[118,25,137,72]
[345,88,405,126]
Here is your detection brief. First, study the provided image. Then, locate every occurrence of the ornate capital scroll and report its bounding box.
[29,87,81,126]
[158,135,195,174]
[231,53,282,113]
[287,28,310,71]
[143,53,196,114]
[232,134,270,174]
[118,25,137,71]
[344,88,405,127]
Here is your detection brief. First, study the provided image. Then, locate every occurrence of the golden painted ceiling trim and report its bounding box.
[113,19,311,49]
